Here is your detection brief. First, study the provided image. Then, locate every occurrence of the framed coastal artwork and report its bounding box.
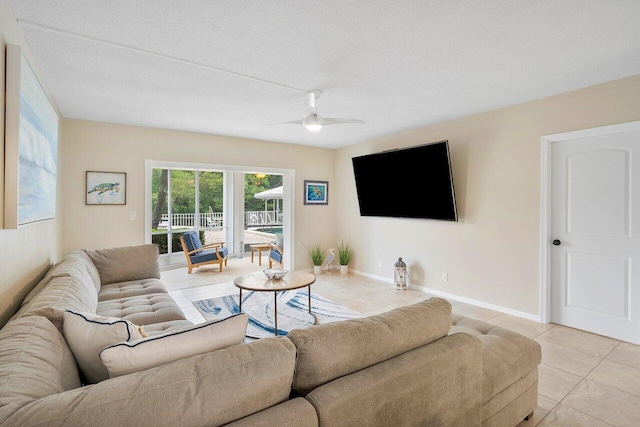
[4,44,59,228]
[303,180,328,205]
[86,171,127,205]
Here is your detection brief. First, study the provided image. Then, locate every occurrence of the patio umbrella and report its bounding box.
[253,186,283,200]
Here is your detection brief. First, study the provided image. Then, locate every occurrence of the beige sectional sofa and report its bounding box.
[0,244,541,426]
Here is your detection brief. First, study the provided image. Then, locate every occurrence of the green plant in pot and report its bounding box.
[337,240,353,274]
[308,243,326,275]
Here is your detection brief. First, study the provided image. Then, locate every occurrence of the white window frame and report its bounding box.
[144,159,295,270]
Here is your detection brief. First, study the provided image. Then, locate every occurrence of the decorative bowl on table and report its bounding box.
[263,268,287,280]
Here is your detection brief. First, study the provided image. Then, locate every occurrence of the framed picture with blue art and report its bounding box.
[304,180,329,205]
[3,44,59,228]
[86,171,127,205]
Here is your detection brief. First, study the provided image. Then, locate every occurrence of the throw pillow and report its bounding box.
[99,313,248,378]
[62,310,146,384]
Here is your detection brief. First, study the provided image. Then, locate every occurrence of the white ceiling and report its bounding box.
[8,1,640,149]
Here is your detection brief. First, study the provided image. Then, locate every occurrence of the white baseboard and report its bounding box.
[349,269,540,322]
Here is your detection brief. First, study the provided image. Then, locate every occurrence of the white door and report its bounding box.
[551,129,640,344]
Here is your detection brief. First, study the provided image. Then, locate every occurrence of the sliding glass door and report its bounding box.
[243,173,283,254]
[146,160,295,270]
[150,168,225,267]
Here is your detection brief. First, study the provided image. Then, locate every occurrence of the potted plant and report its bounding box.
[337,241,353,274]
[308,243,326,275]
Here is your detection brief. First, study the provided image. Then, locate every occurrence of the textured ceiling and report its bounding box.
[8,1,640,148]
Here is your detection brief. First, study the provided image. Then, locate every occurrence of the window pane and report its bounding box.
[171,170,196,253]
[199,171,224,245]
[244,173,283,252]
[151,168,169,254]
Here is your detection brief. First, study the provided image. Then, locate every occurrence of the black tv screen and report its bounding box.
[352,141,457,221]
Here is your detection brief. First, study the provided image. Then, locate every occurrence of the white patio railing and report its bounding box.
[245,210,283,227]
[157,212,223,230]
[155,210,282,230]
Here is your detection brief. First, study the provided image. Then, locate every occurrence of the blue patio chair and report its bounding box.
[268,233,284,268]
[268,244,283,268]
[179,231,228,273]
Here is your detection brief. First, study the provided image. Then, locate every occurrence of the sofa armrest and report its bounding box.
[305,333,483,427]
[85,244,160,285]
[2,338,297,427]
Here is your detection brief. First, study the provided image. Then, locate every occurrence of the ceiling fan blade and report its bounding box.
[322,118,365,126]
[266,119,304,125]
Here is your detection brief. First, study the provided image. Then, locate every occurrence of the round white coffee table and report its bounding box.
[234,271,316,336]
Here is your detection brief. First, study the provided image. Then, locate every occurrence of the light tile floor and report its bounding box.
[162,260,640,427]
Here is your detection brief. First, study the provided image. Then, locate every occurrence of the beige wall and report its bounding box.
[0,0,62,326]
[60,119,336,269]
[335,74,640,316]
[4,0,639,322]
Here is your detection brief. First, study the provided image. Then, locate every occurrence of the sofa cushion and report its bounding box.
[226,397,318,427]
[22,251,101,307]
[13,275,98,333]
[98,278,168,302]
[1,337,297,427]
[287,297,452,394]
[450,313,542,403]
[305,333,482,427]
[63,311,145,384]
[96,293,186,325]
[100,314,249,378]
[86,244,160,286]
[0,316,81,415]
[62,250,102,291]
[141,319,195,336]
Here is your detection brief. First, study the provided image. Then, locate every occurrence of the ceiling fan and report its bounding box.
[271,91,364,132]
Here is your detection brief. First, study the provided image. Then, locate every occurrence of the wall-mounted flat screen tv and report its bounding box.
[352,140,457,221]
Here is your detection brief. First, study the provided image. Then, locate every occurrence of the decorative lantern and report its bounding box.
[394,257,409,290]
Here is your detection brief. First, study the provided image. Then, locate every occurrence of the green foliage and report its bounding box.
[152,231,205,255]
[151,169,283,226]
[337,241,353,265]
[244,174,282,212]
[198,171,224,213]
[308,243,326,266]
[152,169,225,215]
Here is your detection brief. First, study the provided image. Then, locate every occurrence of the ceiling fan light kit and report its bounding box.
[272,90,364,132]
[302,114,323,131]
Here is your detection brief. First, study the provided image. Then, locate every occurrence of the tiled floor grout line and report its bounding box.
[535,401,560,426]
[546,342,624,427]
[557,386,616,427]
[525,325,606,425]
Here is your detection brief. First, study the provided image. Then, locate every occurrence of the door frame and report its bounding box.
[539,120,640,323]
[144,159,296,270]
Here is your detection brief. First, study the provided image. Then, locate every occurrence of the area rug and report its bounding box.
[193,290,364,338]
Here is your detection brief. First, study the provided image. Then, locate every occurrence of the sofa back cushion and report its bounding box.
[0,337,297,427]
[287,297,452,394]
[21,251,101,308]
[14,275,99,333]
[0,316,81,416]
[86,244,160,286]
[62,250,102,291]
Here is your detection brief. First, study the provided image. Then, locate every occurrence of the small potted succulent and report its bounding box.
[308,243,326,275]
[337,241,353,274]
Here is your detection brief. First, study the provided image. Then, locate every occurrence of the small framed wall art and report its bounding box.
[304,180,329,205]
[86,171,127,205]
